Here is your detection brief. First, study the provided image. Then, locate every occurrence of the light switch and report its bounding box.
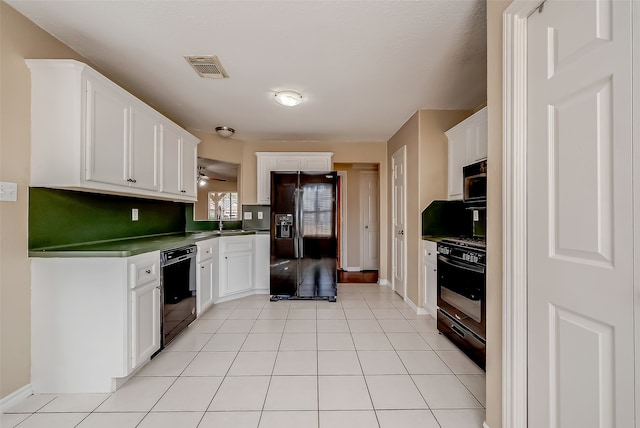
[132,208,139,221]
[0,182,17,202]
[257,211,263,220]
[473,210,479,221]
[244,212,253,220]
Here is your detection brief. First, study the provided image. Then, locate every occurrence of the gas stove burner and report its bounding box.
[441,236,487,249]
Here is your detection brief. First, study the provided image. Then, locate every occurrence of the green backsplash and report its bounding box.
[29,188,187,249]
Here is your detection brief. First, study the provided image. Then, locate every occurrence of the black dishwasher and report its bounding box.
[160,245,197,347]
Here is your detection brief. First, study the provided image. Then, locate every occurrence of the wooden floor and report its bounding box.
[337,270,378,284]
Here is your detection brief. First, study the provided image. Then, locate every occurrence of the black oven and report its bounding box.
[437,238,486,369]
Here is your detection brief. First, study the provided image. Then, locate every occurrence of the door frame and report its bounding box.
[502,2,545,426]
[503,2,639,427]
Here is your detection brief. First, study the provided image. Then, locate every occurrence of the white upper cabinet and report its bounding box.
[446,107,487,200]
[256,152,333,204]
[160,123,198,198]
[27,59,199,202]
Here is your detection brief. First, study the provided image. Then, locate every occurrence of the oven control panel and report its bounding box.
[437,242,486,267]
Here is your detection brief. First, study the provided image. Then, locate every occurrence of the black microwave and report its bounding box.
[463,160,487,202]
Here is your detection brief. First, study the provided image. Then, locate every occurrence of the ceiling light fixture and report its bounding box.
[274,90,303,107]
[215,126,235,138]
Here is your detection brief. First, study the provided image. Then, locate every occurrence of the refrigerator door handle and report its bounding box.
[295,188,303,259]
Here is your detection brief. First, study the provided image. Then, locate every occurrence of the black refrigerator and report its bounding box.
[270,171,338,301]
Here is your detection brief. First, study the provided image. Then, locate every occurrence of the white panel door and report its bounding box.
[360,171,379,270]
[391,147,406,298]
[527,1,634,426]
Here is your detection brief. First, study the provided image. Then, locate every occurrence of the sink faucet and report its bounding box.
[217,207,223,231]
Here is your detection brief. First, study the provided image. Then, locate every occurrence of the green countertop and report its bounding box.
[29,230,259,258]
[422,236,446,242]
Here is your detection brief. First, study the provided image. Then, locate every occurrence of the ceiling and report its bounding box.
[8,0,487,143]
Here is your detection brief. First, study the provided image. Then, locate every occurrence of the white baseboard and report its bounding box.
[378,278,389,286]
[404,296,425,314]
[0,384,32,413]
[483,421,490,428]
[343,266,361,272]
[424,302,438,317]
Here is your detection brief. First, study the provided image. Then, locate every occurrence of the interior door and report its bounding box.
[391,147,407,298]
[360,171,379,270]
[527,1,634,426]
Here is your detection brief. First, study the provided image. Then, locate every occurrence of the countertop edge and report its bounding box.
[29,230,261,258]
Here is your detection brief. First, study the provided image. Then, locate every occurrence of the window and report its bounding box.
[208,192,239,220]
[302,183,333,237]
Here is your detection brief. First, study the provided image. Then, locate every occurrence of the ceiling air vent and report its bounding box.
[185,56,229,79]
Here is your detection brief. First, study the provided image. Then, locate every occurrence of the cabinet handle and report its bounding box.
[128,178,137,184]
[145,269,151,274]
[201,266,204,269]
[181,190,186,193]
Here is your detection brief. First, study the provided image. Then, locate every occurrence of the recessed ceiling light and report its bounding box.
[274,90,303,107]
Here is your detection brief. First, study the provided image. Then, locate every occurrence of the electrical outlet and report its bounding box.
[258,211,263,220]
[244,212,252,220]
[473,210,479,221]
[132,208,139,221]
[0,182,18,202]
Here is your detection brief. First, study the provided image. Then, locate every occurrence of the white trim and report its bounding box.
[359,170,379,270]
[343,266,361,272]
[0,384,33,413]
[424,302,437,318]
[503,1,540,427]
[483,422,490,428]
[378,278,389,286]
[337,171,348,270]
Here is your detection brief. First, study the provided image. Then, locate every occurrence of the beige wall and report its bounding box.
[0,2,98,398]
[387,110,472,307]
[486,1,511,427]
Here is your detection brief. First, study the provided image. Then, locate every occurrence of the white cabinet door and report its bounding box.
[197,259,215,316]
[196,238,217,315]
[85,78,128,186]
[160,124,181,195]
[129,106,159,191]
[466,107,488,163]
[180,137,198,198]
[447,127,465,200]
[130,281,161,369]
[274,157,302,171]
[219,236,254,298]
[223,251,254,296]
[422,240,438,316]
[301,156,331,171]
[253,234,270,292]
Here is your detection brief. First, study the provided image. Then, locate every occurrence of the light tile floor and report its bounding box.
[3,284,485,428]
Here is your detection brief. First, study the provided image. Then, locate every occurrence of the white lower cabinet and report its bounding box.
[196,238,217,315]
[219,236,254,298]
[423,240,438,316]
[130,280,161,369]
[30,251,160,393]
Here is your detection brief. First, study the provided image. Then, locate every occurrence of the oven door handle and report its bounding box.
[438,255,485,274]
